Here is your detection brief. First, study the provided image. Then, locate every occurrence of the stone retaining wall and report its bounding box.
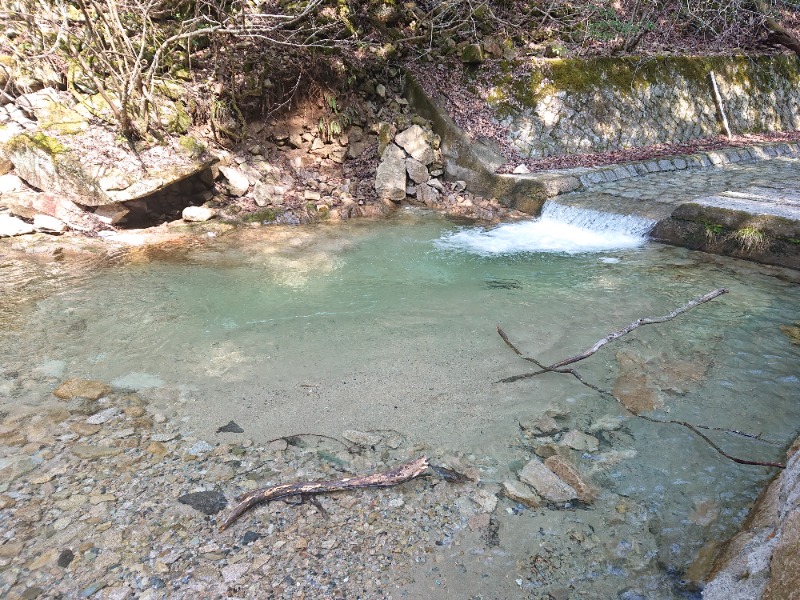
[487,55,800,159]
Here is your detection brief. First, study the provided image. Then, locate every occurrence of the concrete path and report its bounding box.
[546,154,800,269]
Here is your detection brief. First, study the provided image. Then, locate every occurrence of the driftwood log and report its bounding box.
[220,456,430,530]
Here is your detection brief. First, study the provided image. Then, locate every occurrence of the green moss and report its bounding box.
[242,207,278,223]
[489,54,800,118]
[166,102,191,134]
[178,135,206,158]
[7,131,67,155]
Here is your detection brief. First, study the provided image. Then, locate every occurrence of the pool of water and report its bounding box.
[2,207,798,597]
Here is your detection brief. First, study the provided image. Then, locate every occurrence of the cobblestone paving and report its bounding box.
[553,152,800,222]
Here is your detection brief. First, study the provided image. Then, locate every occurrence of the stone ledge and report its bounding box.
[651,195,800,270]
[701,437,800,599]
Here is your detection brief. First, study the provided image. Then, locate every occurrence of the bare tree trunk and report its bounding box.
[763,17,800,58]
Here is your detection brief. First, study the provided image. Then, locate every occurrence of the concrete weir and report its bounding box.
[405,68,800,270]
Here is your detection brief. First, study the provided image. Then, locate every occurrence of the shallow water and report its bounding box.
[2,207,799,598]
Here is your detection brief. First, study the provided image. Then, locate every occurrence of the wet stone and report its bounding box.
[86,407,120,425]
[502,480,541,509]
[69,422,102,436]
[518,457,577,504]
[53,379,111,401]
[216,420,244,434]
[177,490,227,515]
[58,549,75,568]
[559,430,599,452]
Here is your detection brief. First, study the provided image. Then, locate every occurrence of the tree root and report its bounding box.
[496,288,786,469]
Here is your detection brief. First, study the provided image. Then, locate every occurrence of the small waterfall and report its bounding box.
[435,201,656,255]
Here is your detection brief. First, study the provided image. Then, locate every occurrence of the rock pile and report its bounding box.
[374,122,447,206]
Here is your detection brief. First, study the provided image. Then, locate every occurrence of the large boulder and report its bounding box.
[3,130,215,207]
[375,143,407,202]
[395,124,435,165]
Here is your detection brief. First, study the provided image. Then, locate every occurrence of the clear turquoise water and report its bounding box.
[2,208,798,597]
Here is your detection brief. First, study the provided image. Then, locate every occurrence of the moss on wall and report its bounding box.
[487,54,800,112]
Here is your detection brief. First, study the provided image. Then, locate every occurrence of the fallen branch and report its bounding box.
[496,289,786,469]
[549,288,728,369]
[220,456,430,530]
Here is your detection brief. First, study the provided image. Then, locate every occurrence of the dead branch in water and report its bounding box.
[549,288,728,369]
[496,288,786,469]
[220,456,430,530]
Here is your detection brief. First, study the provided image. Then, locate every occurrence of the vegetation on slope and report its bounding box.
[0,0,798,141]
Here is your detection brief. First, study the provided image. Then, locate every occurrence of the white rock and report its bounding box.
[188,441,213,456]
[518,457,577,503]
[86,408,120,425]
[416,183,440,206]
[374,144,407,202]
[427,178,444,191]
[395,125,435,165]
[512,164,531,174]
[182,206,216,222]
[33,214,66,232]
[559,430,600,452]
[94,203,129,225]
[0,214,34,237]
[405,157,429,184]
[0,173,25,194]
[222,562,250,583]
[218,165,250,196]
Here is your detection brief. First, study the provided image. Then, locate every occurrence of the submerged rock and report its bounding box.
[518,457,577,503]
[53,378,111,401]
[559,430,599,452]
[502,480,541,508]
[343,429,383,448]
[544,455,599,504]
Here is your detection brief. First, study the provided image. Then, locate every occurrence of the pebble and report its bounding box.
[52,378,111,401]
[177,490,227,515]
[86,408,120,425]
[71,444,123,459]
[187,441,213,455]
[70,422,102,436]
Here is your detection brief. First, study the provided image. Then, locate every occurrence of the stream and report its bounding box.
[1,204,798,598]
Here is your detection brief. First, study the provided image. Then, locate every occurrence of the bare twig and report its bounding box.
[496,289,786,469]
[548,288,728,369]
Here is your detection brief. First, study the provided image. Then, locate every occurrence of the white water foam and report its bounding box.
[435,202,656,255]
